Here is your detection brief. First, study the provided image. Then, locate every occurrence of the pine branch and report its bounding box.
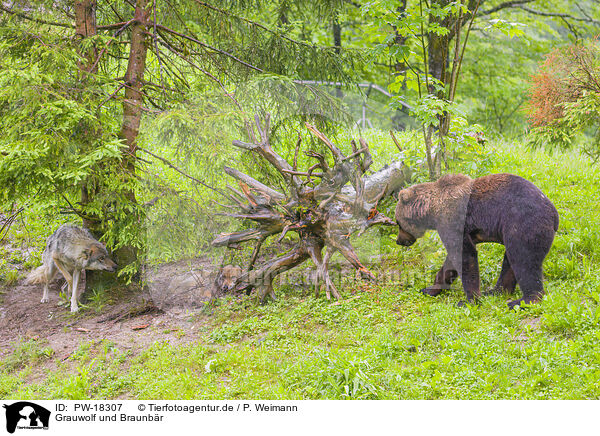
[155,24,264,73]
[161,0,356,83]
[0,5,73,28]
[155,35,246,111]
[0,6,134,31]
[191,0,337,51]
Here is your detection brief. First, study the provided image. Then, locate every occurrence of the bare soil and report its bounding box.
[0,257,220,362]
[0,242,382,365]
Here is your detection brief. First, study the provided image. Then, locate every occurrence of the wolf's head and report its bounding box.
[216,265,242,293]
[83,244,118,272]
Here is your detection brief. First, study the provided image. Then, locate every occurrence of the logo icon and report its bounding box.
[3,402,50,434]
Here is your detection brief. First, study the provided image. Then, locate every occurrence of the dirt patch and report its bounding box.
[512,317,542,343]
[0,257,225,361]
[0,245,390,364]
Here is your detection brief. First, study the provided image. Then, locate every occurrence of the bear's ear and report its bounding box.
[398,190,410,204]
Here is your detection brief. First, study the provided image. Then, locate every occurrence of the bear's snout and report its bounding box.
[396,228,416,246]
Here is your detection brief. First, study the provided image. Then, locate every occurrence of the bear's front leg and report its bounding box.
[437,229,481,304]
[460,237,481,303]
[421,256,458,297]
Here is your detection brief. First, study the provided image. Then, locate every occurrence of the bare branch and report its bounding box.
[389,130,403,152]
[305,123,345,162]
[213,115,408,303]
[477,0,535,17]
[223,167,286,203]
[517,6,600,25]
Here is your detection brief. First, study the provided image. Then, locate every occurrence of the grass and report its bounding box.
[1,136,600,399]
[1,339,54,374]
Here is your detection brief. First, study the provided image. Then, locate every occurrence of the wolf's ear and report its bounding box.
[82,248,91,259]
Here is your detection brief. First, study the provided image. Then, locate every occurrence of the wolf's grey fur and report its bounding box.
[26,225,117,312]
[164,264,242,304]
[216,265,243,294]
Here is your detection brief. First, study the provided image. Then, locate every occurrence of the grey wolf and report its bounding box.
[26,224,117,312]
[165,264,242,303]
[395,173,558,308]
[216,264,243,294]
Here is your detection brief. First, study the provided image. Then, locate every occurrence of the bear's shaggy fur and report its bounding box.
[395,173,559,308]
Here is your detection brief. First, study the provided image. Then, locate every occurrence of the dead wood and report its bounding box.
[212,115,410,302]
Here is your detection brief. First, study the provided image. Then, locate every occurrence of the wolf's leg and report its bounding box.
[41,261,58,303]
[52,258,73,297]
[70,269,81,312]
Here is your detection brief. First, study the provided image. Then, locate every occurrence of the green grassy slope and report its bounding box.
[2,139,600,400]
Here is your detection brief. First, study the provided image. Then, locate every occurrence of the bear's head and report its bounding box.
[395,174,473,247]
[394,184,433,246]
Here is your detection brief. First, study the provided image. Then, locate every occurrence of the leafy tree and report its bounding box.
[355,0,600,178]
[0,0,356,282]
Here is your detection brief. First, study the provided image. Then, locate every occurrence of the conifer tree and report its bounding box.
[0,0,356,281]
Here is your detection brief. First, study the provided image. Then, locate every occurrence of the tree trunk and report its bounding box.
[74,1,114,292]
[391,0,408,130]
[115,0,151,274]
[74,1,98,74]
[333,14,343,99]
[74,0,99,234]
[426,0,480,176]
[427,0,451,93]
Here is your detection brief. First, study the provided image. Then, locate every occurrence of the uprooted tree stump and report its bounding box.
[211,115,410,302]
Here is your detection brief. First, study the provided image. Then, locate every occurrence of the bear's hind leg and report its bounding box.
[505,235,551,309]
[506,255,545,309]
[485,253,517,296]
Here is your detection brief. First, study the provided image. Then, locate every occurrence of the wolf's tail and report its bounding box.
[26,265,47,284]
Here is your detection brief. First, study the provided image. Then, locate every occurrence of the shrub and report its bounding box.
[527,40,600,159]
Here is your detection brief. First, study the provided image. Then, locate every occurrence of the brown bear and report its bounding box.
[395,173,559,308]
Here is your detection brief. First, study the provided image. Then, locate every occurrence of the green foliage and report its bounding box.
[2,0,600,400]
[1,339,54,373]
[531,93,600,159]
[0,0,362,280]
[0,19,149,280]
[0,35,117,201]
[286,350,383,399]
[4,138,600,400]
